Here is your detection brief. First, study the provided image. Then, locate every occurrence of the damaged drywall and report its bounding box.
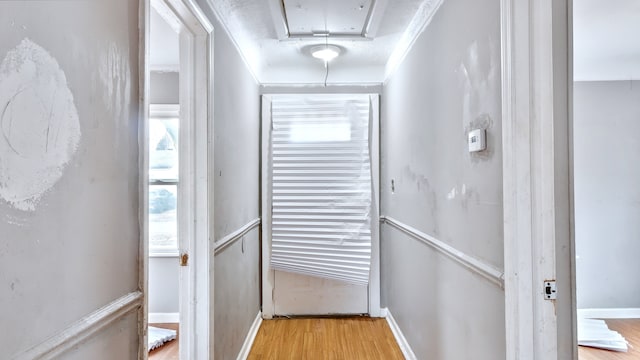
[380,0,505,358]
[0,38,81,211]
[1,1,140,358]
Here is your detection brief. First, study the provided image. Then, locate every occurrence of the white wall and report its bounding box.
[150,71,179,104]
[574,80,640,309]
[149,257,180,314]
[380,0,505,358]
[194,1,261,358]
[214,229,260,358]
[0,0,140,358]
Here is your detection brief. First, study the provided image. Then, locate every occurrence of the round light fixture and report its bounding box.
[310,45,341,62]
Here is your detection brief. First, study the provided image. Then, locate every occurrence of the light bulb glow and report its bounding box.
[311,45,340,62]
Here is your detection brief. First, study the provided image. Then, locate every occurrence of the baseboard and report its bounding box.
[148,312,180,324]
[578,308,640,319]
[383,307,417,360]
[236,312,263,360]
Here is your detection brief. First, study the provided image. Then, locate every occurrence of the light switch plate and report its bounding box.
[468,129,486,152]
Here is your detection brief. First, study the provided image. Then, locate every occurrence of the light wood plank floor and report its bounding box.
[149,323,179,360]
[579,319,640,360]
[248,317,404,360]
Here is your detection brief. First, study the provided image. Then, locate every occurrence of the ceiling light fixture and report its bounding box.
[311,45,341,62]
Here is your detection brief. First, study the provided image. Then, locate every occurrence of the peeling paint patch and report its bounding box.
[5,214,29,227]
[447,187,457,200]
[0,38,81,211]
[457,38,500,162]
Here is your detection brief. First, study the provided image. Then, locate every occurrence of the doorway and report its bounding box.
[573,1,640,357]
[142,0,213,358]
[261,94,381,318]
[148,5,181,357]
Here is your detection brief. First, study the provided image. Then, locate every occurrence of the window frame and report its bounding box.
[149,103,180,257]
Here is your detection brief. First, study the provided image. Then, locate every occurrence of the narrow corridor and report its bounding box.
[248,317,404,359]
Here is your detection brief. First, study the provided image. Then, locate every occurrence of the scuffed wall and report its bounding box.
[196,1,261,358]
[574,80,640,309]
[0,0,140,358]
[214,230,260,359]
[380,0,505,358]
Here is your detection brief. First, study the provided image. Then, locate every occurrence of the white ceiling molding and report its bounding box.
[271,0,386,39]
[383,0,444,83]
[204,0,261,84]
[363,0,389,38]
[202,0,430,84]
[268,0,289,40]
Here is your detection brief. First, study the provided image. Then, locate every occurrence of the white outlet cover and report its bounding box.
[468,129,486,152]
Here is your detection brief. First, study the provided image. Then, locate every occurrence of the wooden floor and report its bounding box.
[579,319,640,360]
[149,323,179,360]
[247,317,404,360]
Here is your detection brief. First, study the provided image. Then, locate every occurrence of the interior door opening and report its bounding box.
[142,0,213,358]
[261,94,381,318]
[573,1,640,357]
[148,4,182,357]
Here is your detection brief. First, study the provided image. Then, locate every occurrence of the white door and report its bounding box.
[261,94,380,317]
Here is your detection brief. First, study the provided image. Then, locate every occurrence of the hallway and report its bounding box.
[248,317,404,360]
[3,0,627,359]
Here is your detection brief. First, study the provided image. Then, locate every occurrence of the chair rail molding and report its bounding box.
[214,218,261,255]
[380,216,504,288]
[13,291,143,360]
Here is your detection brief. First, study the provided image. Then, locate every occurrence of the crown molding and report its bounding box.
[383,0,444,84]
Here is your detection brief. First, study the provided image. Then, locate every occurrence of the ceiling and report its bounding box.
[574,0,640,81]
[151,0,640,83]
[209,0,430,84]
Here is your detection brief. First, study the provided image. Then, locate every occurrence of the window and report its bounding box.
[269,95,373,285]
[149,104,179,256]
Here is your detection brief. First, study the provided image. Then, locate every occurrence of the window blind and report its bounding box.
[269,95,372,286]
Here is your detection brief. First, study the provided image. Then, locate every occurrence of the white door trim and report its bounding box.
[368,94,382,317]
[501,0,574,359]
[260,95,275,318]
[138,2,151,359]
[260,94,382,319]
[141,0,213,359]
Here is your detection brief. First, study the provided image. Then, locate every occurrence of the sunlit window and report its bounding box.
[289,122,351,142]
[149,105,179,255]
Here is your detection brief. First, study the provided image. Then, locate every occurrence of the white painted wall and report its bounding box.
[150,71,179,104]
[0,0,140,358]
[149,257,179,314]
[194,1,261,358]
[214,229,260,359]
[380,0,505,358]
[574,80,640,309]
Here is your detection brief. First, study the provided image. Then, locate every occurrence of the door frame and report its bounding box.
[140,0,214,358]
[500,0,576,358]
[260,94,382,319]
